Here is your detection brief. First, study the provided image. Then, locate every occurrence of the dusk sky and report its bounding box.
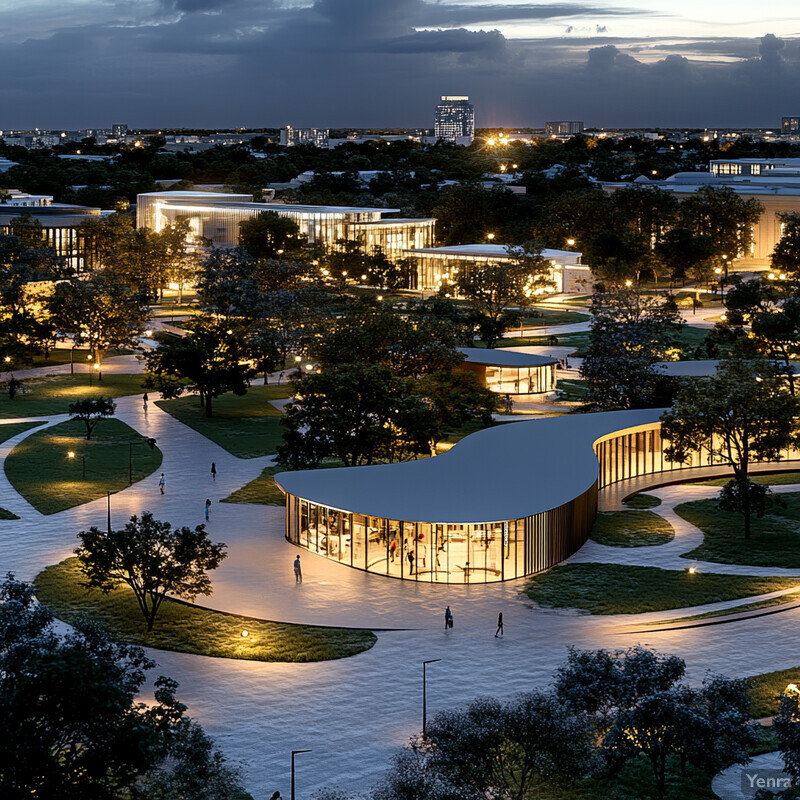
[2,0,800,129]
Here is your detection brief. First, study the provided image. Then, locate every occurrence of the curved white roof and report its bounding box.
[457,347,558,368]
[275,409,664,523]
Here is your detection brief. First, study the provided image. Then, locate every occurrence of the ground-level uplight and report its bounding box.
[241,629,249,638]
[687,566,698,575]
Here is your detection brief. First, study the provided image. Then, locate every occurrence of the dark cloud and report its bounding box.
[417,3,647,27]
[1,0,800,129]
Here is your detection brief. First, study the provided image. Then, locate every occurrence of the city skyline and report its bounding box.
[1,1,800,129]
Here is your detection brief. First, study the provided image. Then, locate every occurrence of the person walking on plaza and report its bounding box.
[445,606,453,630]
[142,392,148,412]
[407,550,415,575]
[294,555,302,583]
[204,498,211,521]
[495,612,504,638]
[158,473,165,495]
[210,462,217,481]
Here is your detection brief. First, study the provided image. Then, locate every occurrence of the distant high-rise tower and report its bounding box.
[435,96,474,145]
[280,126,329,148]
[111,123,128,138]
[782,117,800,136]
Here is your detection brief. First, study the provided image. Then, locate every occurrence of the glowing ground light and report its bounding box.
[687,566,698,574]
[241,630,249,638]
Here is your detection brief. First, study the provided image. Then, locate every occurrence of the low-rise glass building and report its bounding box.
[456,348,558,395]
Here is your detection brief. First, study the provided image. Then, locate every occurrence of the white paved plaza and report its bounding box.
[2,380,799,798]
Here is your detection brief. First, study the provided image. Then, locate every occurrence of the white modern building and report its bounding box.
[406,243,589,294]
[136,191,436,262]
[0,189,53,207]
[435,96,475,145]
[545,121,584,137]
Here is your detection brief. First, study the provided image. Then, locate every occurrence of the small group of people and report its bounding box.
[444,606,504,637]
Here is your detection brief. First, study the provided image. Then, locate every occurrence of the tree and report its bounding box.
[718,475,783,532]
[661,356,800,537]
[654,227,716,285]
[580,288,683,409]
[68,397,116,440]
[771,211,800,279]
[76,512,227,631]
[238,211,308,260]
[454,256,552,348]
[47,272,147,366]
[420,692,598,800]
[677,186,764,268]
[0,574,245,800]
[772,688,800,786]
[144,316,257,417]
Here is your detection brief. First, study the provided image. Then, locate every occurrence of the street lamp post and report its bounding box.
[290,749,312,800]
[422,658,441,738]
[67,451,86,479]
[715,266,724,298]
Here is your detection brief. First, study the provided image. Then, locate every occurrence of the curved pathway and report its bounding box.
[5,391,800,798]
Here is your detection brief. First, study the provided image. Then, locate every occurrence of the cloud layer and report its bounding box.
[1,0,800,129]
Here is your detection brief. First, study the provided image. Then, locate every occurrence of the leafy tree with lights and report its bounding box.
[661,356,800,538]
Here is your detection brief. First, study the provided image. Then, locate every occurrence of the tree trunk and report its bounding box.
[205,392,213,418]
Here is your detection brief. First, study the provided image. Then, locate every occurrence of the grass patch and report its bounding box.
[522,563,799,615]
[748,666,800,719]
[521,309,591,326]
[0,508,19,520]
[677,492,800,568]
[5,418,163,515]
[35,558,376,663]
[223,465,289,506]
[156,384,291,458]
[590,510,674,547]
[0,421,43,443]
[692,472,800,487]
[623,493,662,509]
[0,373,146,418]
[655,589,800,627]
[557,379,588,401]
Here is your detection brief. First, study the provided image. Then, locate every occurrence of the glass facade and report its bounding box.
[285,486,597,584]
[484,363,556,395]
[434,97,475,143]
[283,420,800,582]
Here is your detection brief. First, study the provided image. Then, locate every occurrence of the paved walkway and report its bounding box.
[713,751,788,800]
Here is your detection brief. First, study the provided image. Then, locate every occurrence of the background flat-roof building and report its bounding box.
[434,96,474,145]
[545,121,584,137]
[280,126,329,148]
[136,191,435,263]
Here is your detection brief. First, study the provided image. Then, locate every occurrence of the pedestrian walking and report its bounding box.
[269,793,281,800]
[210,462,217,481]
[204,498,211,521]
[158,473,165,495]
[495,612,504,638]
[142,392,148,411]
[294,555,302,583]
[444,606,453,629]
[389,539,397,562]
[407,550,415,575]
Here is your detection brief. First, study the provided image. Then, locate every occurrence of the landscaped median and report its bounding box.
[523,563,800,615]
[155,383,291,458]
[590,510,674,547]
[35,558,377,662]
[677,492,800,568]
[4,418,162,515]
[0,373,147,418]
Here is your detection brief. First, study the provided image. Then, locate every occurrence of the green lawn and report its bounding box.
[655,589,800,627]
[223,465,287,506]
[0,421,43,443]
[677,492,800,568]
[521,309,591,326]
[0,508,19,520]
[623,493,662,509]
[155,384,291,458]
[5,418,163,515]
[522,563,799,615]
[0,373,147,418]
[692,472,800,487]
[556,379,588,401]
[590,510,674,547]
[748,666,800,718]
[35,558,376,663]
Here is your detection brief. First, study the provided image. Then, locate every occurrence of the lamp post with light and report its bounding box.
[714,266,724,298]
[67,450,86,479]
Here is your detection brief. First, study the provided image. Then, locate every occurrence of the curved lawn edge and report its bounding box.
[523,563,800,615]
[590,510,674,548]
[35,559,377,663]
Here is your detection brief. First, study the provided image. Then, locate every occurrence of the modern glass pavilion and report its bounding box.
[276,409,800,583]
[456,348,558,396]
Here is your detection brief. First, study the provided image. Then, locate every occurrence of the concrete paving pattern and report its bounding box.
[1,320,794,799]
